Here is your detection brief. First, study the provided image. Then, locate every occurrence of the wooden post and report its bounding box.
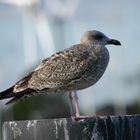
[2,115,140,140]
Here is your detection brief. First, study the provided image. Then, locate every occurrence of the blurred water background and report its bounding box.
[0,0,140,138]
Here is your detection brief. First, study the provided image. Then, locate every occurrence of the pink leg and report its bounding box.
[69,92,74,116]
[73,90,81,117]
[73,91,90,118]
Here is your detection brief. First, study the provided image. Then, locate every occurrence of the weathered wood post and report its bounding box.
[2,115,140,140]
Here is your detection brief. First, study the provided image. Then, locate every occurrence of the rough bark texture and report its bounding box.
[2,115,140,140]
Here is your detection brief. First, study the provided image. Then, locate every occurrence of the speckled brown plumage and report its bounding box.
[0,30,121,108]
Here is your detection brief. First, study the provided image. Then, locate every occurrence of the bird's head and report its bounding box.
[80,30,121,48]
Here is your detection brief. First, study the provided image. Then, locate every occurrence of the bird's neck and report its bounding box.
[87,43,104,55]
[80,42,105,55]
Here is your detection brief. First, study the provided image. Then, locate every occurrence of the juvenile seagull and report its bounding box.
[0,30,121,117]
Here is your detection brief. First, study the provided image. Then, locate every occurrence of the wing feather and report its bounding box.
[16,44,97,91]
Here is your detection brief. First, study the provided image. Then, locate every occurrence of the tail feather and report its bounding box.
[5,94,25,105]
[0,86,14,99]
[0,87,35,105]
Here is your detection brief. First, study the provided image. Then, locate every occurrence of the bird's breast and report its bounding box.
[76,47,110,90]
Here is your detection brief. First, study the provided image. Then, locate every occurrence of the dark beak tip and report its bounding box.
[116,41,121,46]
[116,42,121,46]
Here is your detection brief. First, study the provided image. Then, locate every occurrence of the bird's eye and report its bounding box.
[93,34,103,40]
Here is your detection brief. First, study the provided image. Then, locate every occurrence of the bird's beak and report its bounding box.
[107,39,121,46]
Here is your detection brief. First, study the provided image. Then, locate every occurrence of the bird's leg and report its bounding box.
[73,90,81,117]
[73,91,92,118]
[70,91,89,118]
[69,92,74,116]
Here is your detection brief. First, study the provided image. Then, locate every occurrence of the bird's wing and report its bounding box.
[14,44,97,91]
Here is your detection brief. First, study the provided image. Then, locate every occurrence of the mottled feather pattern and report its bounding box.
[14,44,109,93]
[14,72,33,92]
[27,44,95,90]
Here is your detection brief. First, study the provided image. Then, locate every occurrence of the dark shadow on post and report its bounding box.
[2,115,140,140]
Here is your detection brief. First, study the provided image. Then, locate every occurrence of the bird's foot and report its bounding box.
[71,113,93,119]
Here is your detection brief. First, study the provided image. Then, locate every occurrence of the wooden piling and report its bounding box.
[2,115,140,140]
